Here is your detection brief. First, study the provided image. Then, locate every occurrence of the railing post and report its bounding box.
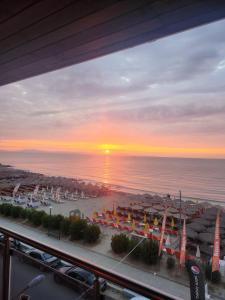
[94,275,101,300]
[2,235,11,300]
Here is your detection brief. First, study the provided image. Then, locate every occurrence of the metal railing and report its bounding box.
[0,226,178,300]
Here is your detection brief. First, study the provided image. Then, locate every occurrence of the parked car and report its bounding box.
[22,249,60,270]
[54,266,107,294]
[0,234,20,249]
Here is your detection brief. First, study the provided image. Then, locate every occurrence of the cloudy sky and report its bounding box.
[1,19,225,158]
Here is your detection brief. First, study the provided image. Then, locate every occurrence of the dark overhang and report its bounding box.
[0,0,225,86]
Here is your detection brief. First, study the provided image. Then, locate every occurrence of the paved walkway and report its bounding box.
[0,218,190,300]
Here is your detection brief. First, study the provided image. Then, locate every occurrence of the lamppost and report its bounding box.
[48,206,52,235]
[16,274,45,300]
[49,206,52,217]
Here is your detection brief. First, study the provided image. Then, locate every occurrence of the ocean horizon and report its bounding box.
[1,150,225,202]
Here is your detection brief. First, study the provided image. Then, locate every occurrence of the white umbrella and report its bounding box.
[165,235,171,247]
[196,245,201,259]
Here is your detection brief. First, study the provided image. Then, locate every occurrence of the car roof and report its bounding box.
[69,267,94,278]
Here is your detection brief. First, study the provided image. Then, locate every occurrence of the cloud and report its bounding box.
[0,19,225,153]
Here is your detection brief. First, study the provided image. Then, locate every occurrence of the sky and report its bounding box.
[0,19,225,158]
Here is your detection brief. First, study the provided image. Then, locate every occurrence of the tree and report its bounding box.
[11,206,23,218]
[141,240,159,265]
[111,234,129,254]
[70,219,88,240]
[84,224,101,243]
[20,208,29,219]
[128,238,142,259]
[211,271,221,284]
[60,218,71,236]
[1,203,13,216]
[31,210,46,226]
[167,256,176,269]
[42,214,51,228]
[205,265,221,284]
[49,215,64,230]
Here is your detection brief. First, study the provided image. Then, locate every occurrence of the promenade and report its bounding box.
[1,217,190,300]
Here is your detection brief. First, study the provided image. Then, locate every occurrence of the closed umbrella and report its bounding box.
[196,245,201,259]
[165,235,171,247]
[154,217,159,226]
[193,218,211,227]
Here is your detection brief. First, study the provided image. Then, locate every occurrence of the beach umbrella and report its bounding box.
[165,235,171,247]
[143,214,147,223]
[153,204,165,211]
[171,218,175,229]
[168,207,179,214]
[198,232,214,244]
[187,222,206,233]
[193,218,211,227]
[132,220,136,231]
[92,211,97,219]
[196,245,201,259]
[186,228,198,240]
[127,212,131,222]
[144,223,150,235]
[154,217,159,226]
[113,205,117,217]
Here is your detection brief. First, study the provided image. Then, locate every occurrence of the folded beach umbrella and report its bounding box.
[165,235,171,247]
[196,245,201,259]
[193,218,211,227]
[143,214,147,223]
[132,220,136,231]
[171,218,175,229]
[154,217,159,226]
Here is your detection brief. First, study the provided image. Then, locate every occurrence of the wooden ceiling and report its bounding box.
[0,0,225,86]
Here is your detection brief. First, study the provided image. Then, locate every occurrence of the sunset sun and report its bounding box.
[104,149,110,154]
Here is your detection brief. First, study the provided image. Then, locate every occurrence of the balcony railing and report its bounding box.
[0,226,178,300]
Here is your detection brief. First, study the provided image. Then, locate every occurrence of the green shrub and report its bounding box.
[27,209,34,222]
[111,234,129,254]
[0,204,4,214]
[205,264,212,280]
[211,271,221,284]
[31,210,46,226]
[84,224,101,243]
[49,214,64,230]
[167,257,176,269]
[128,238,142,259]
[42,214,51,228]
[20,208,29,219]
[60,218,72,236]
[70,219,88,240]
[141,240,159,265]
[1,203,13,216]
[11,206,23,218]
[205,265,221,284]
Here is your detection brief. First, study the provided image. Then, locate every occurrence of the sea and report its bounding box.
[0,151,225,203]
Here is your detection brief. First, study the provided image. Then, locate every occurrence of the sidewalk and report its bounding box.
[0,217,190,300]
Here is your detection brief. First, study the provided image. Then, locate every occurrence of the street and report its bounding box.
[0,253,81,300]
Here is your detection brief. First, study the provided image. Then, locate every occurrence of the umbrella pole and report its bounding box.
[179,190,182,251]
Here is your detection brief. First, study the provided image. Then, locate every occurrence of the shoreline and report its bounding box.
[0,162,225,208]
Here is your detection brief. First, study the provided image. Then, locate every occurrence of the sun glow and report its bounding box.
[104,149,110,154]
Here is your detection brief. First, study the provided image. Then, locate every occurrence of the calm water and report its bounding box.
[0,151,225,202]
